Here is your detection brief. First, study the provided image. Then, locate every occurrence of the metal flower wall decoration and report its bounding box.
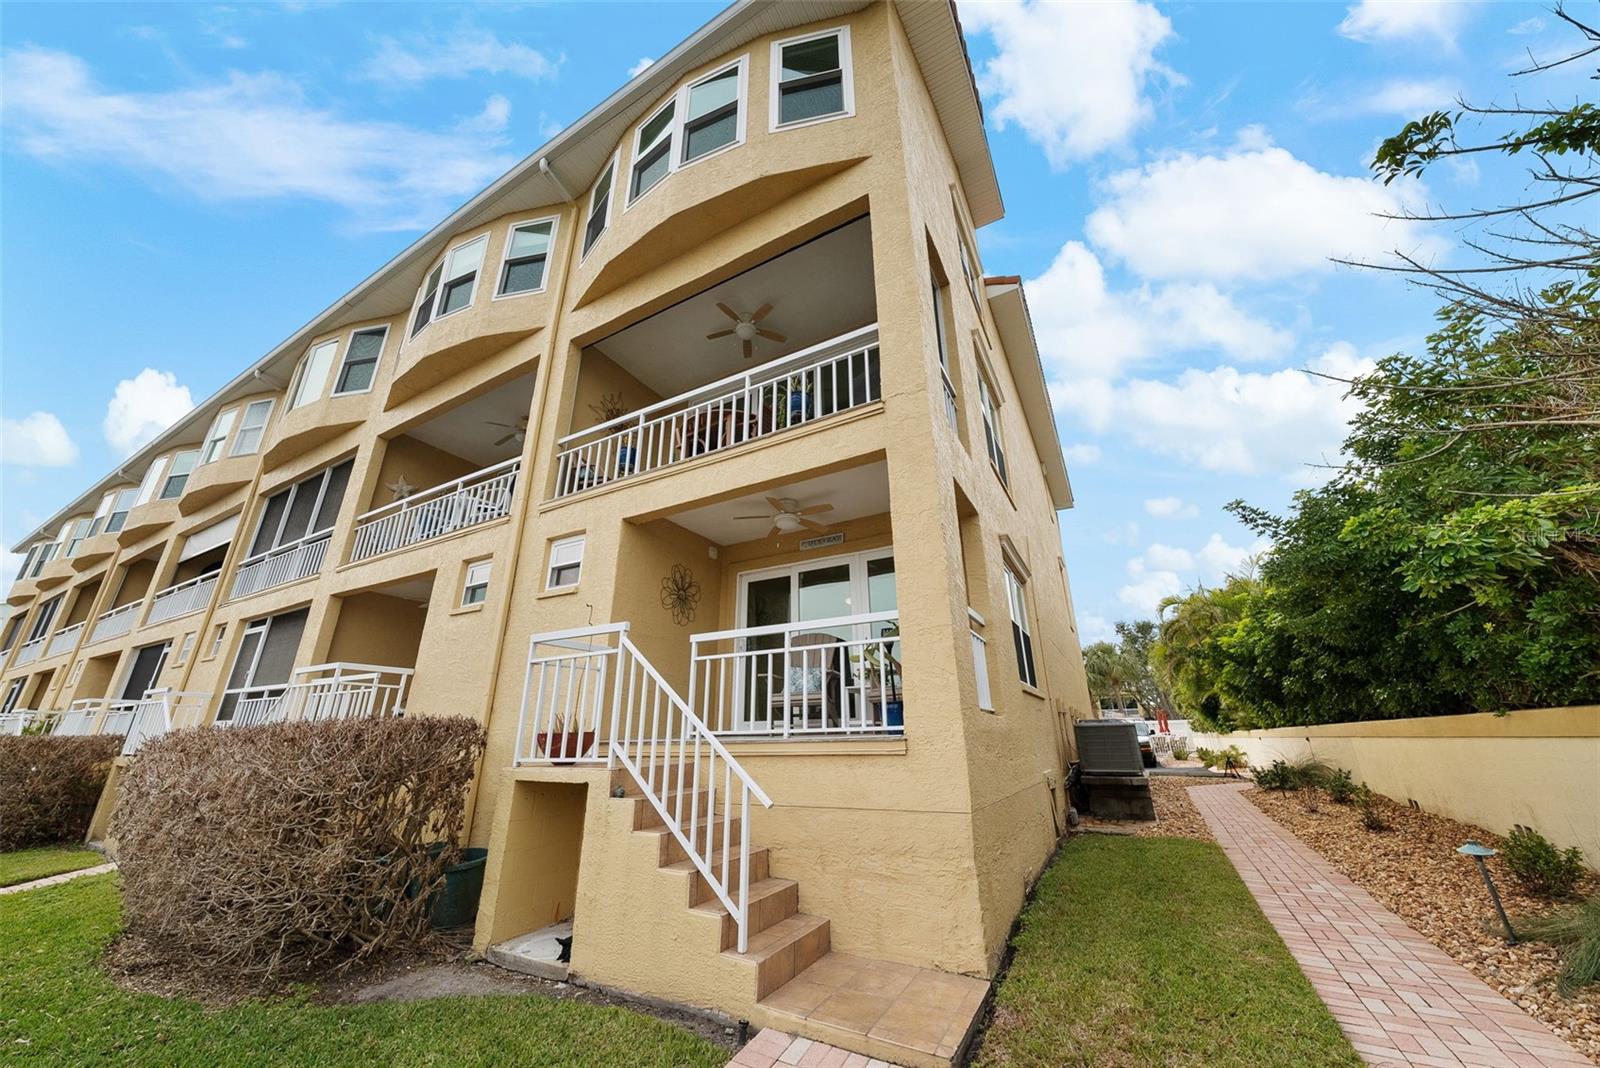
[660,564,701,626]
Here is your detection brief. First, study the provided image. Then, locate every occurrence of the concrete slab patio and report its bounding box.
[1191,783,1590,1067]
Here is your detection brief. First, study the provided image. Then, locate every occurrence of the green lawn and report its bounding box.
[975,835,1362,1068]
[0,874,727,1067]
[0,846,106,888]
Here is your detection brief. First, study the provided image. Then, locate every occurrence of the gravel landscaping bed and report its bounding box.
[1248,785,1600,1063]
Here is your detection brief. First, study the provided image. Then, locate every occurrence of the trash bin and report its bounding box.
[430,847,488,929]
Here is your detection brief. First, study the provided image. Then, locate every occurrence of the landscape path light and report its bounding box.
[1457,840,1516,944]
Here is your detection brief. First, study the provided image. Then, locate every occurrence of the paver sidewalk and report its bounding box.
[728,1028,900,1067]
[1190,783,1589,1067]
[0,862,116,896]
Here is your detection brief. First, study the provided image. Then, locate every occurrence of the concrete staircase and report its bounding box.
[609,768,988,1068]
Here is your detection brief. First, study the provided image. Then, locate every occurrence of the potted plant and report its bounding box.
[860,625,903,733]
[535,704,596,764]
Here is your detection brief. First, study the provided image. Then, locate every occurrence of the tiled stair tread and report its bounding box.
[730,912,830,963]
[689,876,797,917]
[755,951,989,1068]
[660,845,769,876]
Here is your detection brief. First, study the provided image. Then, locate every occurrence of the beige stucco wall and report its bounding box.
[3,0,1093,1027]
[1191,705,1600,865]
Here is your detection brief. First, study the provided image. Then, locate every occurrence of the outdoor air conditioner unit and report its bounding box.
[1075,719,1144,776]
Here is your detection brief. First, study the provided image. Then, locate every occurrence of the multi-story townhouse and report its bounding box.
[0,2,1091,1062]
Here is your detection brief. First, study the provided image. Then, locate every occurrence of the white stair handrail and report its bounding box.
[517,623,773,952]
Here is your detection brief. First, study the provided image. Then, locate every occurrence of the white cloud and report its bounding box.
[1103,521,1141,546]
[358,30,559,86]
[1508,17,1545,35]
[960,0,1180,165]
[1144,496,1198,519]
[1338,0,1470,45]
[1144,543,1194,572]
[1085,131,1441,282]
[103,369,194,456]
[1077,613,1115,645]
[2,46,520,231]
[628,57,655,78]
[1059,344,1375,478]
[1118,557,1182,615]
[1196,532,1269,581]
[0,552,24,593]
[1302,77,1459,119]
[1026,241,1293,379]
[1,412,79,467]
[1063,443,1102,466]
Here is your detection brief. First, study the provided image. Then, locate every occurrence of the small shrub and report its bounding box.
[1516,895,1600,996]
[1255,760,1300,791]
[1503,825,1587,898]
[1170,739,1190,762]
[1355,785,1388,831]
[1289,757,1334,789]
[0,734,123,851]
[1325,768,1356,804]
[1218,745,1248,777]
[113,716,485,981]
[1195,747,1218,769]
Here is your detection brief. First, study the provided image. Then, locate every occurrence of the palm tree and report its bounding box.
[1083,642,1135,713]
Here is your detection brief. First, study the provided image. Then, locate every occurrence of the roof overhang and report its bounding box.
[985,277,1073,510]
[13,0,1001,551]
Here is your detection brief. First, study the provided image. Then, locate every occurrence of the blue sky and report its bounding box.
[0,1,1576,642]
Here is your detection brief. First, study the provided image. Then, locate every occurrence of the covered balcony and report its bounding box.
[55,689,212,756]
[350,373,534,563]
[519,458,905,754]
[147,522,232,625]
[553,216,878,500]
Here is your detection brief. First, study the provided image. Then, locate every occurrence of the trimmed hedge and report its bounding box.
[112,716,485,980]
[0,734,123,851]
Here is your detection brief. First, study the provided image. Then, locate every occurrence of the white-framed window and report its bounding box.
[970,627,994,712]
[629,98,677,203]
[462,559,491,606]
[976,371,1008,487]
[771,27,853,130]
[411,263,443,336]
[289,338,338,409]
[958,235,980,309]
[932,275,957,428]
[88,491,115,538]
[546,535,585,590]
[334,326,387,395]
[68,660,84,685]
[27,595,62,642]
[230,399,274,457]
[200,407,238,465]
[16,545,42,582]
[1,679,23,715]
[409,234,488,337]
[159,449,200,500]
[173,631,197,666]
[136,455,170,506]
[1,614,22,652]
[681,59,746,165]
[104,487,138,533]
[63,518,93,558]
[582,155,618,258]
[1002,564,1037,688]
[495,218,556,298]
[206,623,227,660]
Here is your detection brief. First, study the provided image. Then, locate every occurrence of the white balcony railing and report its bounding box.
[350,459,519,562]
[90,600,144,643]
[15,636,45,666]
[66,690,211,755]
[217,663,413,728]
[688,611,903,739]
[147,573,218,625]
[516,623,773,952]
[0,711,38,736]
[230,531,331,601]
[553,325,882,498]
[46,622,85,658]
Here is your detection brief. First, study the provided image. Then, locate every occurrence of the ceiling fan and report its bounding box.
[487,416,527,447]
[734,496,835,538]
[706,302,786,359]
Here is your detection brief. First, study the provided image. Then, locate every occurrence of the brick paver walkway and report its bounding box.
[728,1029,901,1068]
[1190,783,1589,1067]
[0,862,116,896]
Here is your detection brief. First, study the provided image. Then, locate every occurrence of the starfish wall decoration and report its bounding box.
[386,475,417,502]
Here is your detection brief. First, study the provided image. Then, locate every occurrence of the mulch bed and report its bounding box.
[1248,785,1600,1063]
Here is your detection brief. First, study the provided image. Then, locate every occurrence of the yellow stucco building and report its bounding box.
[0,3,1092,1062]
